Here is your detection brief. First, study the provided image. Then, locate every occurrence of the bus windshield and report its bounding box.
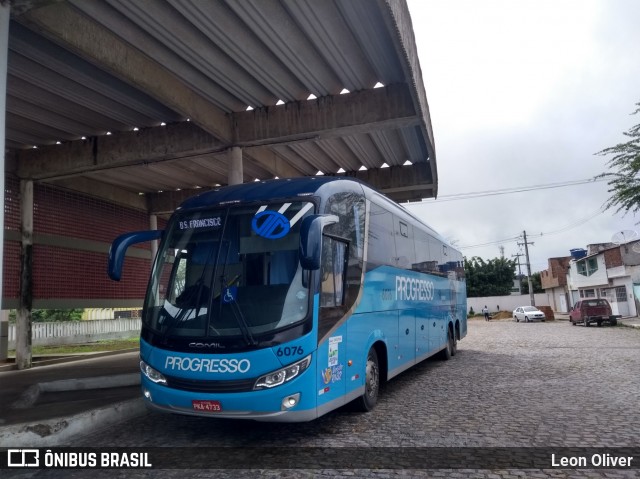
[144,201,315,342]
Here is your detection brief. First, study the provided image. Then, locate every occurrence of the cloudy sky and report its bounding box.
[404,0,640,272]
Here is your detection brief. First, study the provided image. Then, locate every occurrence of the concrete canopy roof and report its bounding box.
[6,0,438,213]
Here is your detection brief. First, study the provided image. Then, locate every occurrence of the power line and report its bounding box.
[418,177,607,203]
[527,208,604,237]
[459,235,521,249]
[457,207,605,250]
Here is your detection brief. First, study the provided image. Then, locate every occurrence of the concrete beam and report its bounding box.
[349,163,434,202]
[15,121,223,180]
[234,84,418,147]
[146,188,205,216]
[244,147,308,179]
[47,177,147,211]
[382,0,438,195]
[14,1,233,143]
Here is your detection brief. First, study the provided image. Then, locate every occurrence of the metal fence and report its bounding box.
[8,318,141,348]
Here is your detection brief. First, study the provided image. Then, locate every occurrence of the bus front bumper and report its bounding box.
[140,376,318,422]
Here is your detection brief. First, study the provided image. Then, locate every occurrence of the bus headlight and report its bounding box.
[254,355,311,390]
[140,360,167,385]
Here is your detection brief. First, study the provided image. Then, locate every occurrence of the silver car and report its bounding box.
[513,306,546,322]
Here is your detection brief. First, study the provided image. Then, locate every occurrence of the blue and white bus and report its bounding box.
[109,177,466,422]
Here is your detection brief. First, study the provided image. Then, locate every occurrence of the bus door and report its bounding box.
[316,235,348,406]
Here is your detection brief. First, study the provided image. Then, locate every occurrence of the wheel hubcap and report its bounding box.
[366,359,378,397]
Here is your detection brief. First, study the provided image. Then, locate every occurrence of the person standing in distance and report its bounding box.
[482,305,490,321]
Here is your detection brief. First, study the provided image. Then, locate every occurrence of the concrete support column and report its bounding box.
[0,2,10,362]
[149,214,158,261]
[228,146,243,185]
[0,311,8,362]
[16,180,33,369]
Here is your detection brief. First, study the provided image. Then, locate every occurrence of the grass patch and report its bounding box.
[9,337,139,356]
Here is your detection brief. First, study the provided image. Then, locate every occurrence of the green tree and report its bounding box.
[597,102,640,218]
[521,272,543,294]
[464,256,516,297]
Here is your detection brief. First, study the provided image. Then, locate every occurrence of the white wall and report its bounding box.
[467,294,548,314]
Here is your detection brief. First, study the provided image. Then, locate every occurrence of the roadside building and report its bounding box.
[541,257,572,312]
[542,242,640,317]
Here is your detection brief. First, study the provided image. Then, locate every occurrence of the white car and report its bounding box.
[513,306,546,322]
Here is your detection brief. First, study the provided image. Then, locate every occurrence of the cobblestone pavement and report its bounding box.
[9,319,640,478]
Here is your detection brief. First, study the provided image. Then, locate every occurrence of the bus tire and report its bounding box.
[440,328,454,360]
[354,347,380,412]
[451,328,458,356]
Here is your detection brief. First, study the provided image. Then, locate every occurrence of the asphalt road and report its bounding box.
[7,319,640,478]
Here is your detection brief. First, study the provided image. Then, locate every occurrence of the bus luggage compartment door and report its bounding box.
[397,310,416,370]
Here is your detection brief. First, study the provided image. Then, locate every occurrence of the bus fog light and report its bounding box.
[281,393,300,410]
[143,389,152,402]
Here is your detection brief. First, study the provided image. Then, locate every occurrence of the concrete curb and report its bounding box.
[620,321,640,329]
[12,373,140,409]
[0,398,148,447]
[0,348,139,372]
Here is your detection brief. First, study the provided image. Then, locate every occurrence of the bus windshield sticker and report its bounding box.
[252,203,314,239]
[178,217,222,230]
[222,286,237,303]
[252,210,290,239]
[328,335,342,367]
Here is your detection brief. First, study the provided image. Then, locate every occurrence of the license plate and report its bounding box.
[192,400,222,412]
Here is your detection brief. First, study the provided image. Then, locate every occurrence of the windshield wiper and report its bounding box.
[215,240,257,347]
[225,293,257,347]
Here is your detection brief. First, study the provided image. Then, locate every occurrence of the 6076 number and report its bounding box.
[276,346,304,357]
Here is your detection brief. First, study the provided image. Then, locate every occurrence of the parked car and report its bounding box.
[569,299,620,327]
[513,306,546,322]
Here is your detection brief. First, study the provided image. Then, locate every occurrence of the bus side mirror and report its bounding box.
[108,230,164,281]
[299,214,339,270]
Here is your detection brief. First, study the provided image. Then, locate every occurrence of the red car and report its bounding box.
[569,299,620,327]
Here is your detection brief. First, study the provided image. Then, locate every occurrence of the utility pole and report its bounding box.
[518,231,535,306]
[512,253,524,294]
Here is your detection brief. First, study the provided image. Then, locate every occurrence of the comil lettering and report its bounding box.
[395,276,435,301]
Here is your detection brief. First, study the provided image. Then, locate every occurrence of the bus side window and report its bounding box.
[394,218,415,269]
[320,237,347,308]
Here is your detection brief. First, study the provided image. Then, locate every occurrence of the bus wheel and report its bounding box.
[354,348,380,412]
[451,330,458,356]
[440,328,453,360]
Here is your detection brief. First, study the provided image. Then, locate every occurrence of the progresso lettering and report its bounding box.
[164,356,251,373]
[395,276,435,302]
